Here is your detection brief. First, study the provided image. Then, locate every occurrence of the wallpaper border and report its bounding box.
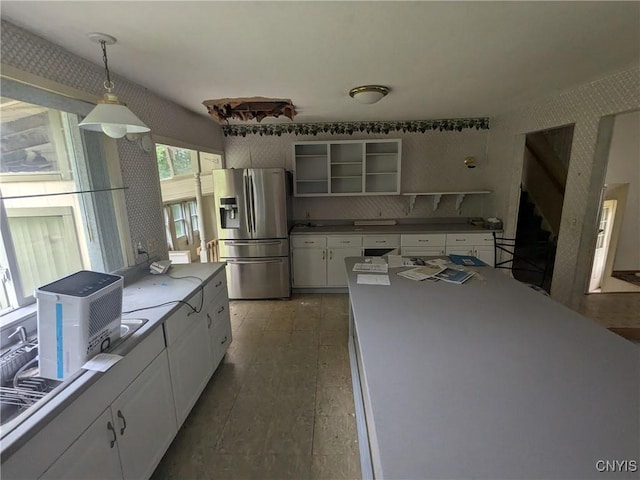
[222,118,489,137]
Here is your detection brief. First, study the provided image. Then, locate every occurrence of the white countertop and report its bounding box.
[345,258,639,479]
[0,262,226,456]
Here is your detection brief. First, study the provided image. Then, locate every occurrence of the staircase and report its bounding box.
[513,190,556,293]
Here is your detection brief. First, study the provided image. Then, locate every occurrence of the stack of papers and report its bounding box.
[356,274,391,285]
[353,263,389,273]
[397,265,445,281]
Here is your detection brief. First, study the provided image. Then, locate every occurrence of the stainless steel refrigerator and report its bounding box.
[213,168,291,299]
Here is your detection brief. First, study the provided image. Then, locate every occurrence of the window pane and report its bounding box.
[7,212,83,297]
[174,220,186,238]
[156,144,195,178]
[170,204,184,221]
[156,146,172,180]
[0,97,70,178]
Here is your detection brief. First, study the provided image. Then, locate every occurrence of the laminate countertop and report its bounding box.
[290,223,497,236]
[345,258,639,479]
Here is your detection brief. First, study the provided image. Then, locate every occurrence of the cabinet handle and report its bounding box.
[221,336,228,345]
[340,241,350,244]
[329,250,333,260]
[107,421,117,448]
[207,313,213,328]
[117,410,127,435]
[304,241,314,244]
[375,240,385,243]
[322,250,325,260]
[217,306,225,314]
[418,239,428,243]
[215,280,222,287]
[455,239,464,242]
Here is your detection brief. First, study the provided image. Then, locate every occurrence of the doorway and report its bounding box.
[589,110,640,293]
[515,125,574,292]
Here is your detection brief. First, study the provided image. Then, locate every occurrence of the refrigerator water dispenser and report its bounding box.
[219,197,239,229]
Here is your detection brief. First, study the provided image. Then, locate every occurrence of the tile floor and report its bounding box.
[151,293,361,480]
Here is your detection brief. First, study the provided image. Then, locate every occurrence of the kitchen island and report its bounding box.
[345,257,639,479]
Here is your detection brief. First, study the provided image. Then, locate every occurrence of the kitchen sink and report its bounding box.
[0,318,148,433]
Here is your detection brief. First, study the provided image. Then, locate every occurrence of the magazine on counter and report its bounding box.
[397,264,445,281]
[433,267,475,284]
[448,254,486,266]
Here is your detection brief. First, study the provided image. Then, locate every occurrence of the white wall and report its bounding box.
[487,66,640,307]
[224,129,491,221]
[605,110,640,271]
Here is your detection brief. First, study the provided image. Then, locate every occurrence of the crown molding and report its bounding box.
[222,118,489,137]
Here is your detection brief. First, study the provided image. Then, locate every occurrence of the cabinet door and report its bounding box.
[401,246,446,256]
[41,408,123,480]
[474,245,495,267]
[327,247,363,286]
[113,351,177,480]
[167,314,214,427]
[292,248,327,287]
[207,292,232,369]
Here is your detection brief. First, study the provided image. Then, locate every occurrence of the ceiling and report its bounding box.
[1,1,639,125]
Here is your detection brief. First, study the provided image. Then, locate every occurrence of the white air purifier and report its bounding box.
[36,270,123,380]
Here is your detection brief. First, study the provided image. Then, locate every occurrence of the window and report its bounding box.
[164,199,199,249]
[170,203,187,238]
[156,144,197,180]
[0,82,127,316]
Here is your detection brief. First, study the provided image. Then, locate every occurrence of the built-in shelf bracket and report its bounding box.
[402,190,491,213]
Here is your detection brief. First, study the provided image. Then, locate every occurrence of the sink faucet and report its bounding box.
[8,326,28,343]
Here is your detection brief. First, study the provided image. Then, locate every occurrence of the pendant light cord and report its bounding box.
[100,40,115,93]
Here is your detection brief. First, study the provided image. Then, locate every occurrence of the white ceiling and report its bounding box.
[1,1,639,124]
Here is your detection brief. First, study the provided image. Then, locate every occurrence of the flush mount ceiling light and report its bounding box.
[78,33,150,139]
[349,85,390,104]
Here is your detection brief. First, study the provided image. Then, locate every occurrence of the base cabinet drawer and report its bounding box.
[401,246,446,256]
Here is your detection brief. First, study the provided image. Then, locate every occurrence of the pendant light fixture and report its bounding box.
[78,33,150,139]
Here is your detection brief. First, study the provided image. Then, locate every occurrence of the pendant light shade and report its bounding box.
[349,85,390,104]
[78,33,150,139]
[79,93,150,139]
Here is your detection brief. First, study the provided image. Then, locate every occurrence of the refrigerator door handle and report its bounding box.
[244,173,253,234]
[226,259,284,264]
[249,172,257,234]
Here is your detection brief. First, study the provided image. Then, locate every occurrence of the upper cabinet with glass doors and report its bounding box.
[293,140,401,196]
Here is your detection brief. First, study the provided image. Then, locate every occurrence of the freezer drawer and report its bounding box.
[218,238,289,258]
[223,256,290,299]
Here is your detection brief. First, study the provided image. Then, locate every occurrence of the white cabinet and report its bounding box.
[362,235,400,256]
[42,409,122,480]
[327,236,363,286]
[401,234,447,256]
[167,305,214,427]
[291,235,363,287]
[291,236,328,287]
[206,283,232,369]
[42,351,176,480]
[114,352,177,480]
[294,140,401,196]
[445,233,495,266]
